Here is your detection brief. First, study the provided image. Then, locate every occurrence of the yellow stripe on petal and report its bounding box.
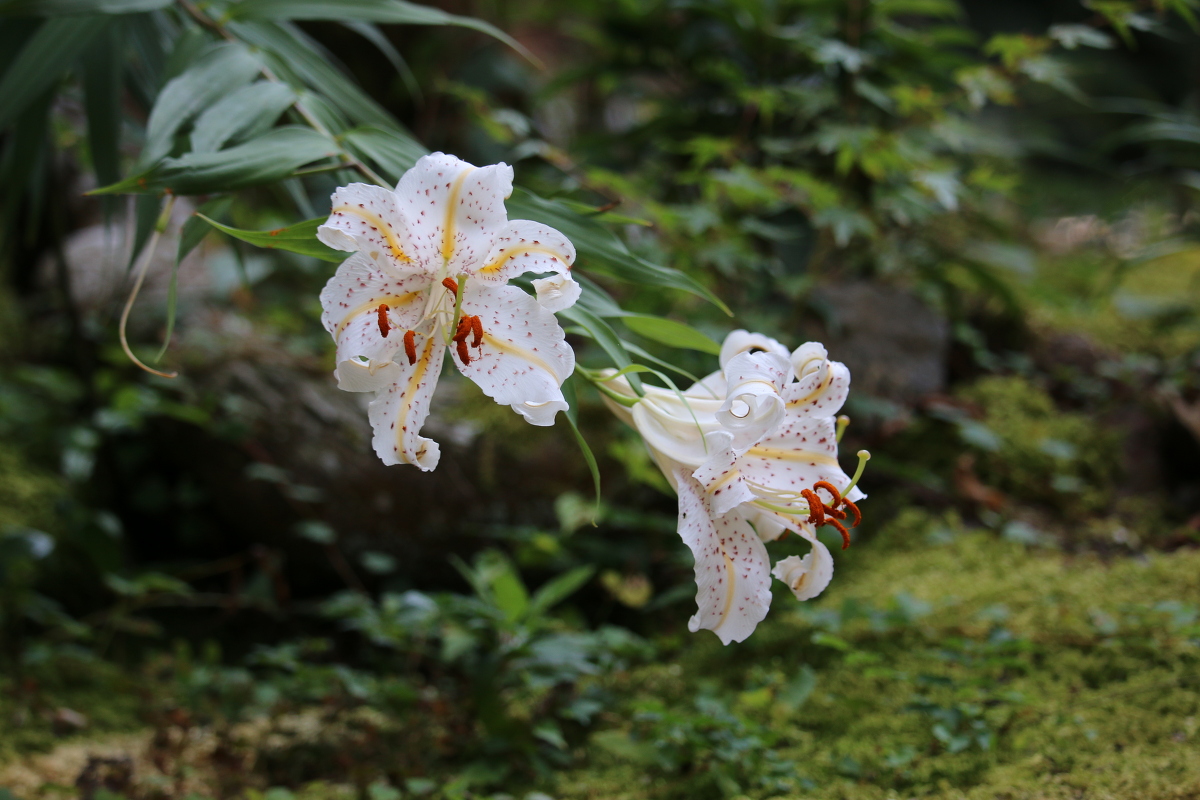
[441,169,474,262]
[332,204,413,264]
[396,335,438,464]
[334,292,423,337]
[481,331,560,381]
[476,245,568,277]
[745,446,840,466]
[786,371,833,408]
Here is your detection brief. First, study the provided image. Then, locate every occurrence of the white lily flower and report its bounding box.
[601,330,868,644]
[318,153,579,470]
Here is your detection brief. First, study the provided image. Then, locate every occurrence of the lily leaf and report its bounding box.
[508,189,731,315]
[0,17,105,130]
[91,126,339,195]
[197,215,343,262]
[621,314,721,355]
[226,0,539,65]
[138,41,263,167]
[0,0,169,13]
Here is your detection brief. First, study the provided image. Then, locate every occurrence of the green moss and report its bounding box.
[0,443,62,533]
[554,520,1200,800]
[957,376,1119,515]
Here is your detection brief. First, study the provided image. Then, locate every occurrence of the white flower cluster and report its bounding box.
[602,331,866,644]
[317,153,580,471]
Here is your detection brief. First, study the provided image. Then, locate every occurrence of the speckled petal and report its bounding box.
[367,334,446,471]
[453,283,574,426]
[675,470,773,645]
[396,152,513,274]
[318,184,424,274]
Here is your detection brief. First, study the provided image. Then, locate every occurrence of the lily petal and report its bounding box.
[454,283,574,426]
[319,253,428,389]
[784,357,851,418]
[771,537,834,601]
[676,470,773,645]
[472,219,576,284]
[740,414,865,502]
[692,431,756,516]
[367,333,446,471]
[719,329,790,368]
[397,152,513,274]
[531,273,582,313]
[717,351,791,450]
[318,184,422,274]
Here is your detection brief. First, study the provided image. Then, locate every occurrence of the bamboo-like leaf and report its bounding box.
[158,196,232,360]
[560,305,642,394]
[528,565,596,617]
[341,20,420,100]
[81,23,123,188]
[226,0,538,65]
[93,126,339,195]
[190,81,296,153]
[139,42,262,167]
[561,376,601,514]
[229,21,398,131]
[342,125,427,183]
[196,214,343,261]
[0,17,105,130]
[507,189,731,314]
[0,0,169,14]
[621,315,721,355]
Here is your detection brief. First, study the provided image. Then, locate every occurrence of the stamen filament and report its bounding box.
[836,415,850,443]
[842,450,871,496]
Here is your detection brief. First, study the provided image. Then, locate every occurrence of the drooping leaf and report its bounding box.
[621,314,721,355]
[81,22,123,189]
[138,41,263,166]
[0,0,169,14]
[226,0,538,64]
[341,125,427,183]
[196,214,343,261]
[228,20,398,131]
[0,16,105,130]
[190,81,296,153]
[560,305,642,394]
[507,189,731,314]
[158,196,233,360]
[341,20,420,100]
[94,126,339,195]
[561,375,601,514]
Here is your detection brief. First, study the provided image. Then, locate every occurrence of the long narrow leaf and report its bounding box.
[341,125,427,183]
[93,126,339,195]
[197,214,343,261]
[0,0,169,14]
[0,17,105,130]
[561,375,601,515]
[228,20,398,131]
[190,81,296,153]
[81,23,123,189]
[341,20,421,100]
[227,0,538,65]
[621,314,721,355]
[507,189,731,314]
[139,41,262,166]
[560,305,642,394]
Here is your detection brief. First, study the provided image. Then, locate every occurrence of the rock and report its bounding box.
[805,282,949,403]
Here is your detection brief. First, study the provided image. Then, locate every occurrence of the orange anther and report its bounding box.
[456,338,471,365]
[826,517,851,549]
[470,315,483,348]
[813,480,842,506]
[843,499,861,528]
[452,315,472,342]
[800,489,825,526]
[376,304,390,337]
[403,330,417,365]
[442,277,459,295]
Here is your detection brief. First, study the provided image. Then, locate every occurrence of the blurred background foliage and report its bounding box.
[2,0,1200,798]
